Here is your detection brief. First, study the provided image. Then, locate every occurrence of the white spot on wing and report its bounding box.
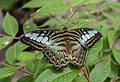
[45,41,51,45]
[93,30,98,34]
[88,31,94,37]
[45,40,53,46]
[41,33,44,36]
[33,34,39,40]
[79,37,85,43]
[25,33,31,37]
[33,37,37,40]
[85,34,91,39]
[30,33,39,40]
[82,35,87,42]
[29,33,37,39]
[41,37,48,44]
[84,31,86,33]
[36,36,43,42]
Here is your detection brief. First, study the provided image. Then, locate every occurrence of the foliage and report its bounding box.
[0,0,120,82]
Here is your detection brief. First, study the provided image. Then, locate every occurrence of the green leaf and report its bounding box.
[108,29,115,48]
[102,12,120,22]
[0,36,11,49]
[109,62,118,79]
[0,43,2,49]
[98,24,110,51]
[71,0,86,7]
[3,12,18,36]
[0,77,11,82]
[44,18,65,26]
[72,75,87,82]
[0,0,16,10]
[22,0,43,8]
[0,38,2,48]
[25,61,37,73]
[76,21,89,28]
[90,59,111,82]
[113,49,120,64]
[71,0,103,7]
[108,2,120,10]
[33,0,68,18]
[0,67,16,79]
[86,38,103,66]
[6,42,21,64]
[107,17,120,48]
[98,23,110,37]
[36,52,44,60]
[106,18,120,49]
[16,52,35,61]
[33,60,51,78]
[35,68,79,82]
[114,17,120,31]
[52,69,79,82]
[23,21,38,32]
[17,76,34,82]
[99,2,110,12]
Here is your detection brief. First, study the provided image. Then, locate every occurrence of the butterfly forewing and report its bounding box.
[74,28,101,49]
[20,30,55,50]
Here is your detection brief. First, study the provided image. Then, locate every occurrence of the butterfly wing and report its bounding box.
[44,46,68,68]
[72,44,87,67]
[74,28,101,49]
[20,30,68,68]
[20,29,55,51]
[69,28,101,67]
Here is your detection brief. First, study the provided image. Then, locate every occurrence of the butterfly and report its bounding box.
[19,28,101,69]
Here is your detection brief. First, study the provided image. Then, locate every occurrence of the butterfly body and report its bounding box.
[20,28,101,69]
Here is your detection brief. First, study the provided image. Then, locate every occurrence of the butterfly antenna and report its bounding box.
[65,8,79,26]
[49,13,67,30]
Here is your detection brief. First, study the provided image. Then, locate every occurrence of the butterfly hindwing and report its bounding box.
[44,48,68,68]
[72,44,87,67]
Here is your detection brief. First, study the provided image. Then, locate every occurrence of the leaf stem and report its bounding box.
[0,61,15,68]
